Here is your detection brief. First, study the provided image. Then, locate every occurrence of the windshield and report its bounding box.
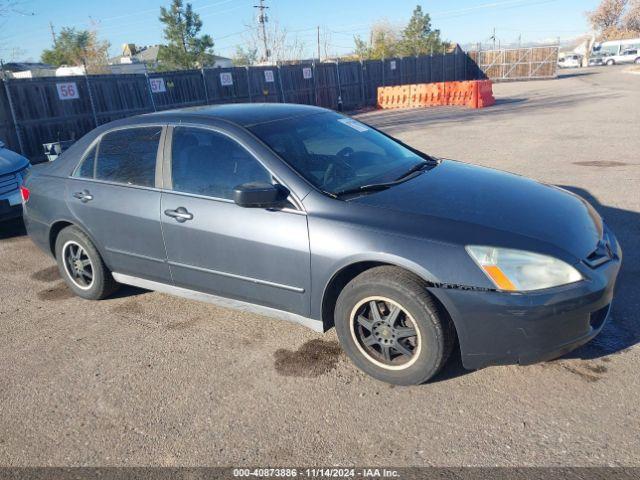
[249,112,430,195]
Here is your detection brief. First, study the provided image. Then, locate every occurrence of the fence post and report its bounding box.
[2,79,25,156]
[312,61,318,106]
[359,60,366,107]
[335,59,343,111]
[430,47,433,83]
[201,68,210,104]
[246,67,253,103]
[144,71,157,112]
[454,48,458,81]
[277,65,286,103]
[84,74,98,128]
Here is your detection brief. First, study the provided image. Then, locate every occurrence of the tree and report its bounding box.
[397,5,447,56]
[353,21,399,60]
[158,0,214,70]
[588,0,628,31]
[232,45,258,66]
[625,0,640,31]
[587,0,640,39]
[41,28,110,71]
[234,18,305,64]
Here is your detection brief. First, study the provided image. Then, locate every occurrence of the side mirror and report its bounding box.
[233,182,290,208]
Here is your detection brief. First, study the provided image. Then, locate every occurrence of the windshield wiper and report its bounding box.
[333,183,394,197]
[395,161,431,181]
[333,161,434,198]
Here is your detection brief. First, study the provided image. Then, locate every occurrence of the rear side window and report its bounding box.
[75,145,96,178]
[94,127,161,187]
[170,127,271,199]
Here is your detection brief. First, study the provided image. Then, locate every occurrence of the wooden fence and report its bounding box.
[1,50,483,162]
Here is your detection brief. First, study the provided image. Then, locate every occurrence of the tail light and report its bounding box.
[20,185,30,203]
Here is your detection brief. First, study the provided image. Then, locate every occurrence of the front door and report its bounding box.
[160,126,311,317]
[67,126,171,283]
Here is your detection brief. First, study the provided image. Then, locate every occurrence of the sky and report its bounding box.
[0,0,601,62]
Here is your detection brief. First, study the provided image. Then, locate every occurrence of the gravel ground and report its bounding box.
[0,66,638,467]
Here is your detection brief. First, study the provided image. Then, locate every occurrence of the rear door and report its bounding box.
[159,125,311,316]
[67,125,171,283]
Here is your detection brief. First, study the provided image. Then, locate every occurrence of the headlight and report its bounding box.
[466,246,583,292]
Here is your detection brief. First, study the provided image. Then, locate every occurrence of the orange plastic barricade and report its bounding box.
[377,80,494,110]
[475,80,496,108]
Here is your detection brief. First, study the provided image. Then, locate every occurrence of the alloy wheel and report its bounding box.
[62,241,94,290]
[349,296,421,371]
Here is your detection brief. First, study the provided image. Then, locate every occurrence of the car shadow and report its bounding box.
[0,217,26,239]
[557,70,599,79]
[556,186,639,361]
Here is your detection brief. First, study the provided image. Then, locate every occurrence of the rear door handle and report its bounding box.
[164,207,193,223]
[73,190,93,203]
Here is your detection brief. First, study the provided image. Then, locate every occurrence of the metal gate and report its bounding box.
[469,46,559,81]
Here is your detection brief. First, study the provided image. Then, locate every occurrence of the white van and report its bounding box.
[593,38,640,65]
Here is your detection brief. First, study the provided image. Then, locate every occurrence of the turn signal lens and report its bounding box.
[481,265,517,291]
[20,185,30,203]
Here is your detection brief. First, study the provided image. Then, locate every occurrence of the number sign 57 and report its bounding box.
[56,82,79,100]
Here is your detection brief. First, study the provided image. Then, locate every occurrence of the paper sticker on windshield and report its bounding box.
[338,118,369,132]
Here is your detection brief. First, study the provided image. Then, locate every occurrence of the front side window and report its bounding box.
[170,126,272,199]
[249,112,428,195]
[94,127,161,187]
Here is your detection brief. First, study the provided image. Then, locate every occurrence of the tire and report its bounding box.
[54,225,118,300]
[334,266,455,385]
[635,58,640,64]
[606,59,615,66]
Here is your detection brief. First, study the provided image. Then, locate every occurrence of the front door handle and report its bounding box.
[73,190,93,203]
[164,207,193,223]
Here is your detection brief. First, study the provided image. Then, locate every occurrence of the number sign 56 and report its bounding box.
[56,82,79,100]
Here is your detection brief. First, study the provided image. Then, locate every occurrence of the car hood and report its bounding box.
[351,160,602,261]
[0,147,29,174]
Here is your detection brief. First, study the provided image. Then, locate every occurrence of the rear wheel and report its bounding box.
[54,226,118,300]
[334,266,455,385]
[606,59,615,66]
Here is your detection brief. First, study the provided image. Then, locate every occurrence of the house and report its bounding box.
[108,44,233,73]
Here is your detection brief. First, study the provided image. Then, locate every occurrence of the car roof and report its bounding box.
[141,103,329,127]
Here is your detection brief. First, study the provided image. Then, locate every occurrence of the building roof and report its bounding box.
[134,45,161,63]
[2,62,54,72]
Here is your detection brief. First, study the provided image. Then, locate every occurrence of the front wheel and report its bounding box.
[635,58,640,64]
[606,59,615,66]
[334,266,455,385]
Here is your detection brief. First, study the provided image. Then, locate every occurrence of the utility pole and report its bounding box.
[317,26,321,62]
[49,21,56,45]
[492,28,496,50]
[254,0,269,63]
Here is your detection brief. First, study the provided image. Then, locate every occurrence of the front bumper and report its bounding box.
[430,238,622,370]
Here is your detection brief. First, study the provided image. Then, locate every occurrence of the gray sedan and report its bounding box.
[22,104,622,385]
